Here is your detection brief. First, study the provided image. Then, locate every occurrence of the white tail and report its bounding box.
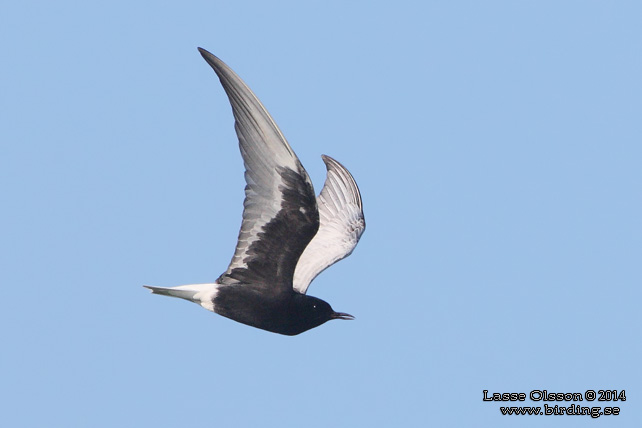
[144,283,218,312]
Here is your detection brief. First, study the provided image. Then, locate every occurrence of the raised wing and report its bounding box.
[293,155,365,294]
[198,48,319,294]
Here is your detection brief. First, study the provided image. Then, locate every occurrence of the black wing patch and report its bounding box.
[221,166,319,294]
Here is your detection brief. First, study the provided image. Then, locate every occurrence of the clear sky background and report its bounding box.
[1,1,640,427]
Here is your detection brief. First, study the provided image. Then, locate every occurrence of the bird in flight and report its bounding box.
[145,48,365,335]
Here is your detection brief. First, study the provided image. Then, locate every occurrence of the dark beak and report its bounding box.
[332,311,355,320]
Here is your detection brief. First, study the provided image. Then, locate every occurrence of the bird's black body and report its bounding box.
[214,286,341,335]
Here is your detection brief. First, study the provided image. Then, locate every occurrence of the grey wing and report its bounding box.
[199,48,319,294]
[293,155,365,294]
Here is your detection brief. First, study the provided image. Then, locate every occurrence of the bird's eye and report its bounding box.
[313,304,317,309]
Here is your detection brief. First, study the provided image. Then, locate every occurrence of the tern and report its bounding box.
[145,48,365,335]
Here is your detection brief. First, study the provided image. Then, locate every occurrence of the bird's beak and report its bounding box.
[332,311,355,320]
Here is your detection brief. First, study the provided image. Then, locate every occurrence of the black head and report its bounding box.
[288,294,354,335]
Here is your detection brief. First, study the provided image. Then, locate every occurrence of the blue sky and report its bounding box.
[1,1,640,427]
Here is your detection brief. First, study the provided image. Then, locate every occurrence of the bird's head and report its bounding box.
[290,294,354,334]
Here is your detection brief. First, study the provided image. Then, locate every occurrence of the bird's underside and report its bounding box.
[145,48,365,335]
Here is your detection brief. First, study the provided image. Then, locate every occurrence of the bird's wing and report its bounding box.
[199,48,319,294]
[293,155,365,294]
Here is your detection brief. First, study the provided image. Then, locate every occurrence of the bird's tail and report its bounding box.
[143,283,218,312]
[144,285,198,300]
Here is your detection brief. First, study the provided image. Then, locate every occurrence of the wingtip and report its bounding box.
[320,154,342,171]
[318,154,364,209]
[198,47,234,78]
[197,47,214,61]
[320,153,333,163]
